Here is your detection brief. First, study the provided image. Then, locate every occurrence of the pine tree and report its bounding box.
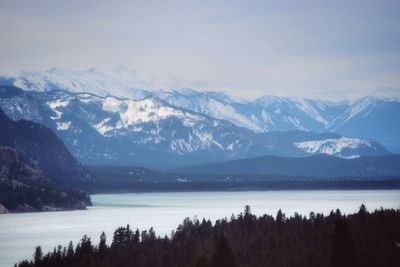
[276,209,285,224]
[66,241,74,260]
[33,246,42,265]
[99,232,107,259]
[244,205,251,216]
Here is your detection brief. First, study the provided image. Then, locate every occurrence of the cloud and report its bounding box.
[0,0,399,99]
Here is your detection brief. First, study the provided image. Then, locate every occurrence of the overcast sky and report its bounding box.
[0,0,399,99]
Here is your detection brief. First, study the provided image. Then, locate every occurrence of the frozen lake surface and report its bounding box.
[1,190,399,267]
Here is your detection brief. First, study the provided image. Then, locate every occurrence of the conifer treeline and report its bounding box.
[16,205,400,267]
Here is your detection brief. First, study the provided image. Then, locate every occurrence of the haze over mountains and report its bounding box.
[0,67,399,169]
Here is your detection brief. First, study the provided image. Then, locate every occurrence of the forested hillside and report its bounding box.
[0,146,90,212]
[0,109,92,212]
[0,108,91,188]
[16,206,400,267]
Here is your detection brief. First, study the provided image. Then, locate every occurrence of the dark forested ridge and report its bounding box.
[0,109,92,212]
[87,165,400,193]
[17,206,400,267]
[0,146,91,212]
[0,109,91,188]
[174,154,400,178]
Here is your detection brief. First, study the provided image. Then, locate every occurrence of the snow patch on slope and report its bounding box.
[294,137,373,158]
[101,97,204,128]
[47,99,70,119]
[56,121,71,130]
[205,99,262,132]
[294,98,328,125]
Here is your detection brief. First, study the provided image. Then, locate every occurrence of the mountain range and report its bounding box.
[2,68,400,150]
[0,86,392,168]
[0,67,399,167]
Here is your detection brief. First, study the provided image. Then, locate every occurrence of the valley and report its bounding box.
[1,2,400,266]
[0,69,399,213]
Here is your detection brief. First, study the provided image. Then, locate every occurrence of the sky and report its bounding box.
[0,0,399,100]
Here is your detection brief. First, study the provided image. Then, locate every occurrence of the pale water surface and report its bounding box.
[0,190,399,267]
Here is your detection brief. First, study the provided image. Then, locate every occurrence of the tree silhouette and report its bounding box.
[98,232,107,259]
[276,209,285,224]
[15,206,400,267]
[33,246,42,265]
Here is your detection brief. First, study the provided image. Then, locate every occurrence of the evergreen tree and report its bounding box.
[33,246,42,265]
[66,241,74,260]
[244,205,251,216]
[14,206,400,267]
[133,228,140,244]
[99,232,107,259]
[76,235,93,266]
[358,204,367,216]
[276,209,285,224]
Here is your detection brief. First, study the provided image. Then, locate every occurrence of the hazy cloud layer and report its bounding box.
[1,0,399,99]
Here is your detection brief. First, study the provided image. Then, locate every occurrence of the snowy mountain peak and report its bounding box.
[0,67,170,100]
[368,88,400,102]
[0,68,399,153]
[0,86,394,166]
[254,95,289,106]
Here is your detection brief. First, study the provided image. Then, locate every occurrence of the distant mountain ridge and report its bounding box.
[0,67,164,99]
[175,154,400,178]
[0,86,391,168]
[160,92,400,153]
[262,131,389,159]
[1,67,399,153]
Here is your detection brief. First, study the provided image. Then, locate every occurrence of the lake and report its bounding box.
[1,190,399,267]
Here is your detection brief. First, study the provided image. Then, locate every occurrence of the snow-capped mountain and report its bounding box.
[159,90,400,154]
[327,96,400,153]
[0,86,273,167]
[0,66,166,100]
[158,91,350,135]
[161,92,400,153]
[156,89,266,132]
[0,86,390,167]
[0,67,399,154]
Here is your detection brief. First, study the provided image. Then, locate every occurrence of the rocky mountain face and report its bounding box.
[159,91,400,154]
[0,86,391,168]
[1,67,399,154]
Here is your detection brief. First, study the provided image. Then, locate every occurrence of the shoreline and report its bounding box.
[90,179,400,194]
